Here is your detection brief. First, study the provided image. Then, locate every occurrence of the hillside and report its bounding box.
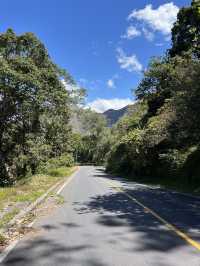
[103,106,129,126]
[103,103,139,126]
[70,103,138,132]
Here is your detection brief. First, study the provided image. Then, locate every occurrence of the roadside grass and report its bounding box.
[0,208,20,229]
[0,166,76,229]
[0,234,7,245]
[46,167,72,177]
[55,194,65,205]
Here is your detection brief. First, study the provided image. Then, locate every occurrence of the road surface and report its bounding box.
[2,166,200,266]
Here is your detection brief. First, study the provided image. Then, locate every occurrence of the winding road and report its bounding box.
[2,166,200,266]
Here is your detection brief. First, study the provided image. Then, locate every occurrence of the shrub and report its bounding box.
[38,154,74,174]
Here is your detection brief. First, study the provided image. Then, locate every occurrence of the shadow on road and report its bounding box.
[2,167,200,266]
[2,221,95,266]
[75,168,200,253]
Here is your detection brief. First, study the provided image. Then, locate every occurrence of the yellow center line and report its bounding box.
[103,178,200,252]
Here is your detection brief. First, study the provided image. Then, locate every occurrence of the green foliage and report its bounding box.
[2,0,200,194]
[0,234,7,245]
[170,0,200,58]
[0,208,19,228]
[46,167,71,177]
[179,147,200,187]
[0,165,75,230]
[38,154,74,174]
[80,109,107,137]
[0,29,75,185]
[76,109,112,164]
[106,104,148,176]
[105,1,200,191]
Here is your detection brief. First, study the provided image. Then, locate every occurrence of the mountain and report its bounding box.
[103,103,139,127]
[103,105,130,127]
[70,104,138,132]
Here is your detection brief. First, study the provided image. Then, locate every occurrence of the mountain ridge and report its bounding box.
[103,105,130,126]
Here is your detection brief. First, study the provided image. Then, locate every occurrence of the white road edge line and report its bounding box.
[56,171,77,195]
[0,239,19,263]
[0,168,78,264]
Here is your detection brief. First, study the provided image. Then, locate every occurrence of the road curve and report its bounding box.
[2,166,200,266]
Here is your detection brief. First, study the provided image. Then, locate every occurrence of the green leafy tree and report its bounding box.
[0,29,73,184]
[170,0,200,58]
[103,0,200,189]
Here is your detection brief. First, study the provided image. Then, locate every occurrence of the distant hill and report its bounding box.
[70,103,138,132]
[103,106,129,127]
[103,103,139,127]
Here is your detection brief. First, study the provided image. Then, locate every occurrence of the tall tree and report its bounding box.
[169,0,200,58]
[0,29,73,184]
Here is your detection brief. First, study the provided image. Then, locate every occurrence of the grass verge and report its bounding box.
[0,166,76,230]
[0,234,7,246]
[0,208,20,229]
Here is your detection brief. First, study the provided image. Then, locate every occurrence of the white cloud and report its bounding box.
[142,27,154,41]
[107,74,119,88]
[122,25,141,40]
[107,79,115,88]
[86,98,134,113]
[116,48,142,73]
[61,79,72,90]
[128,3,179,36]
[61,79,80,91]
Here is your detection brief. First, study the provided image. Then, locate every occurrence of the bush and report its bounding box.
[38,154,74,174]
[181,147,200,186]
[46,167,71,177]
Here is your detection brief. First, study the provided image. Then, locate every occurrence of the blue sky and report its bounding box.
[1,0,190,112]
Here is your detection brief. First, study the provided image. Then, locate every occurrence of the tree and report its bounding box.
[75,109,112,164]
[136,58,174,122]
[169,0,200,58]
[104,0,200,189]
[0,29,73,184]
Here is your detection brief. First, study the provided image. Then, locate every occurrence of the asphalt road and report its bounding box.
[2,166,200,266]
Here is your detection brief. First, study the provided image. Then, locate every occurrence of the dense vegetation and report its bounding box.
[0,29,76,185]
[1,0,200,193]
[75,109,110,164]
[78,0,200,191]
